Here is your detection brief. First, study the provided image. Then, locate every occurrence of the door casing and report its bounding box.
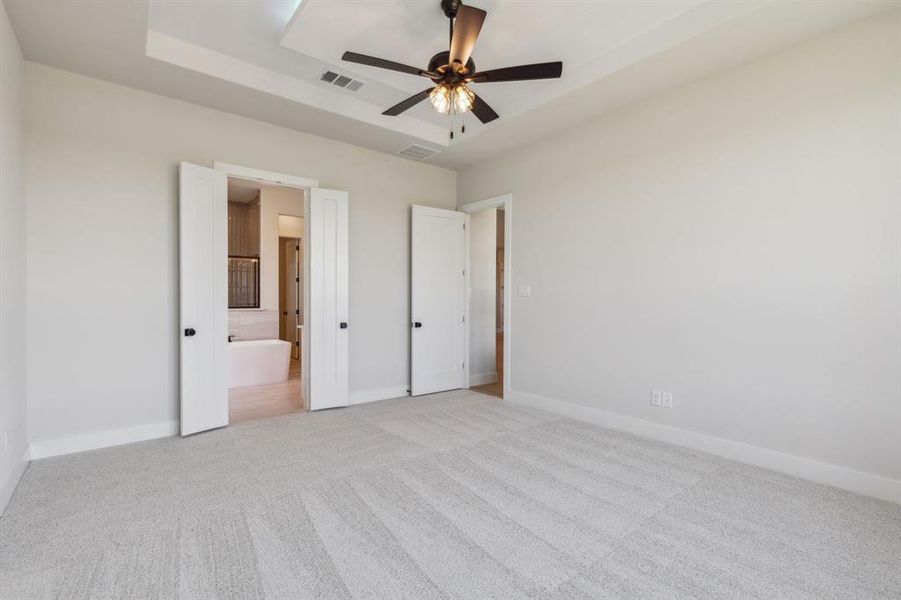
[457,194,513,400]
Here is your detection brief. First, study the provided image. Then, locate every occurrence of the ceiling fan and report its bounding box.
[341,0,562,138]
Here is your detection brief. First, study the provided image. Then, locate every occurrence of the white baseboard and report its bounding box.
[26,387,411,461]
[470,372,498,386]
[0,446,30,516]
[28,420,179,460]
[349,386,409,406]
[506,389,901,504]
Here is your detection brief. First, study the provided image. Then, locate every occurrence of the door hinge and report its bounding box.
[462,315,465,323]
[295,277,299,283]
[295,309,299,315]
[295,341,300,346]
[462,269,465,276]
[296,245,299,251]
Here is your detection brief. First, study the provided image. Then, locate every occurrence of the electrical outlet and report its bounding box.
[651,390,673,408]
[661,392,674,408]
[517,285,531,297]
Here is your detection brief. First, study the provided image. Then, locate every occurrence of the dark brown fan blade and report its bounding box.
[383,88,434,116]
[449,5,486,71]
[470,62,562,83]
[470,93,499,124]
[342,52,434,78]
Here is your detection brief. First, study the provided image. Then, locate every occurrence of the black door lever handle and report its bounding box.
[413,322,422,328]
[340,322,348,329]
[184,328,196,337]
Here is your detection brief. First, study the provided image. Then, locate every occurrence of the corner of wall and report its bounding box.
[0,447,30,515]
[0,0,30,516]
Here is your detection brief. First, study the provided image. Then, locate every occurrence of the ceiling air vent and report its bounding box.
[398,144,441,161]
[320,71,364,92]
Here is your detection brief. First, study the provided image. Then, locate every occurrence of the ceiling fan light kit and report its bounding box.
[429,82,474,115]
[341,0,563,139]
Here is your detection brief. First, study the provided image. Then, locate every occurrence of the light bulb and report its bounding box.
[429,84,452,114]
[453,85,474,114]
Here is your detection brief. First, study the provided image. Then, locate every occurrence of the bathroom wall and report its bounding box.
[227,186,303,340]
[278,215,303,238]
[227,199,260,257]
[228,310,279,341]
[260,186,304,311]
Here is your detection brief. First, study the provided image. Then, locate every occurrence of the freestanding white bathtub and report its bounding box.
[228,339,292,389]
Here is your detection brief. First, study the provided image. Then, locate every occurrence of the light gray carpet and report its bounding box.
[1,390,899,599]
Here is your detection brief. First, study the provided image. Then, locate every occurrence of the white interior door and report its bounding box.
[179,162,228,435]
[306,188,349,410]
[411,205,467,396]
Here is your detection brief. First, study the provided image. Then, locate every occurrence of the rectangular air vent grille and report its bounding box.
[398,144,442,161]
[320,71,364,92]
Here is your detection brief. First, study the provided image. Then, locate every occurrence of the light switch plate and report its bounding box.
[517,285,531,297]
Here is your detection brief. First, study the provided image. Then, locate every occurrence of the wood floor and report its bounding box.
[229,356,303,424]
[471,331,504,399]
[230,331,500,421]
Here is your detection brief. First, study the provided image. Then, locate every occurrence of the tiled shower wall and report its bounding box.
[228,201,260,256]
[228,309,279,341]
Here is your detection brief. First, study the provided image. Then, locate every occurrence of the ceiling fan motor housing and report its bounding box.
[428,51,476,81]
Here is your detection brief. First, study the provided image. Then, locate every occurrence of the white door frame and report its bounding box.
[213,162,319,190]
[457,194,512,399]
[212,162,320,405]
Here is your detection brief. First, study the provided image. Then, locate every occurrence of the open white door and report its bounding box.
[411,205,467,396]
[306,188,349,410]
[179,162,228,435]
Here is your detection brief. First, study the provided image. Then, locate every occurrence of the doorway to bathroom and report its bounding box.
[226,179,304,424]
[179,161,349,436]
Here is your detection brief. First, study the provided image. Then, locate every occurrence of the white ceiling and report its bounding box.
[228,178,264,204]
[6,0,899,169]
[279,0,700,118]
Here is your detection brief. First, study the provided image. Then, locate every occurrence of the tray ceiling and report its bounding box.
[5,0,898,168]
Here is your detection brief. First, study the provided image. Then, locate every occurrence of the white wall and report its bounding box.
[0,0,27,513]
[458,14,901,492]
[260,185,303,311]
[278,215,303,239]
[25,64,456,447]
[469,208,497,384]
